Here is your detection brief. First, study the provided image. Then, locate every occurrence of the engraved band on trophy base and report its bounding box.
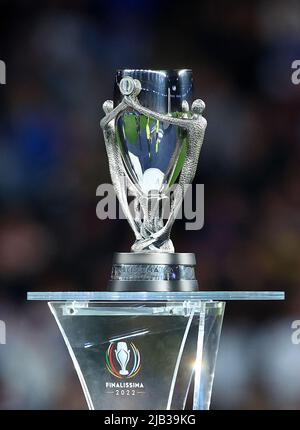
[109,252,198,292]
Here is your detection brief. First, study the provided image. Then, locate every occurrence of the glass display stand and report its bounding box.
[27,291,284,410]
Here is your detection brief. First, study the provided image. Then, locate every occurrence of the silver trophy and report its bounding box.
[27,69,284,410]
[100,69,207,292]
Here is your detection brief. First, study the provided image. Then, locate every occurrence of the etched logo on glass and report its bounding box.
[105,341,141,379]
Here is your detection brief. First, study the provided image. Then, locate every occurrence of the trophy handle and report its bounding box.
[123,95,207,251]
[101,101,142,241]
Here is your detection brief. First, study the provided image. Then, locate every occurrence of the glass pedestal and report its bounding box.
[27,291,284,410]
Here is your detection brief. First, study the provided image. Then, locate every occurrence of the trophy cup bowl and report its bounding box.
[114,69,193,198]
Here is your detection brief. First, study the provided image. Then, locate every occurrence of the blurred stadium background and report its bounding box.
[0,0,300,409]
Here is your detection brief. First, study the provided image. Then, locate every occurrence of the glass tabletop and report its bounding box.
[27,291,285,301]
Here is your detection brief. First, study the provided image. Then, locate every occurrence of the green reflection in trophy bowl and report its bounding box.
[114,69,193,195]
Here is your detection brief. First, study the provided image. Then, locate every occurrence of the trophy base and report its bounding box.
[109,252,198,292]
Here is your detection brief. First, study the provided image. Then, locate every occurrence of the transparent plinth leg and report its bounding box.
[49,300,225,410]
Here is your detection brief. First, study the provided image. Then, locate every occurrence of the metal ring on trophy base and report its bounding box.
[108,252,198,292]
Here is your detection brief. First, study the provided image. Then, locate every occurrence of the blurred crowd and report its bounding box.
[0,0,300,409]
